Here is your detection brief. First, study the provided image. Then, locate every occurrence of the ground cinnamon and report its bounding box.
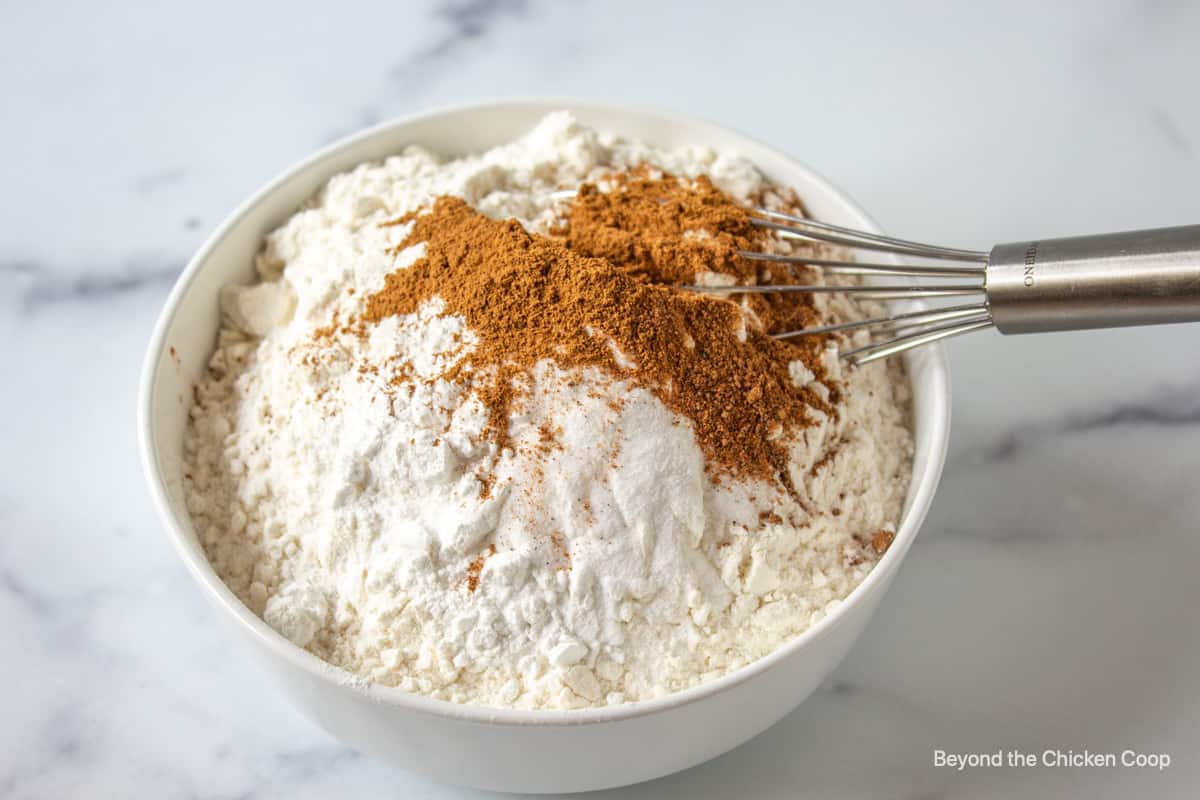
[557,168,825,342]
[346,169,837,493]
[464,543,496,592]
[870,529,895,554]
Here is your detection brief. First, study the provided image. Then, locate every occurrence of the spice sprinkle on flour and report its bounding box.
[184,113,912,710]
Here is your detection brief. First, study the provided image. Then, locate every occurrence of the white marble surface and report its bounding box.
[3,1,1199,797]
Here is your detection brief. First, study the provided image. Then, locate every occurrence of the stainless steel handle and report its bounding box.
[985,225,1200,334]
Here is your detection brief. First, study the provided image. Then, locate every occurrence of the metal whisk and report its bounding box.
[690,210,1200,365]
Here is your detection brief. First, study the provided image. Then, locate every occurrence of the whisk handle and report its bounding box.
[986,225,1200,334]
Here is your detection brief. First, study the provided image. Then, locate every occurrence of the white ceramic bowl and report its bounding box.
[139,100,950,794]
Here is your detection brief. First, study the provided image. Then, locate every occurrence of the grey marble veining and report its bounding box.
[11,260,183,313]
[2,0,1199,797]
[958,378,1200,465]
[403,0,531,71]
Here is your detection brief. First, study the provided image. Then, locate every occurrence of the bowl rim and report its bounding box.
[138,97,950,727]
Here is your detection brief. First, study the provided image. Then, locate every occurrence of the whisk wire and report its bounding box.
[750,209,989,263]
[773,303,990,340]
[737,251,985,279]
[840,317,994,365]
[685,283,985,298]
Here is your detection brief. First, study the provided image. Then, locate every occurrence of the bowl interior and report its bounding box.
[139,100,950,723]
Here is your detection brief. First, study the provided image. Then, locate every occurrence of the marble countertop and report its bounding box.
[3,1,1199,797]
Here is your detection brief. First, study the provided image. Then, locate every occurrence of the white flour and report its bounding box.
[184,113,912,709]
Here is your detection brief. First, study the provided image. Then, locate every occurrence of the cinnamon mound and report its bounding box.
[557,170,763,285]
[557,168,826,365]
[357,172,837,492]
